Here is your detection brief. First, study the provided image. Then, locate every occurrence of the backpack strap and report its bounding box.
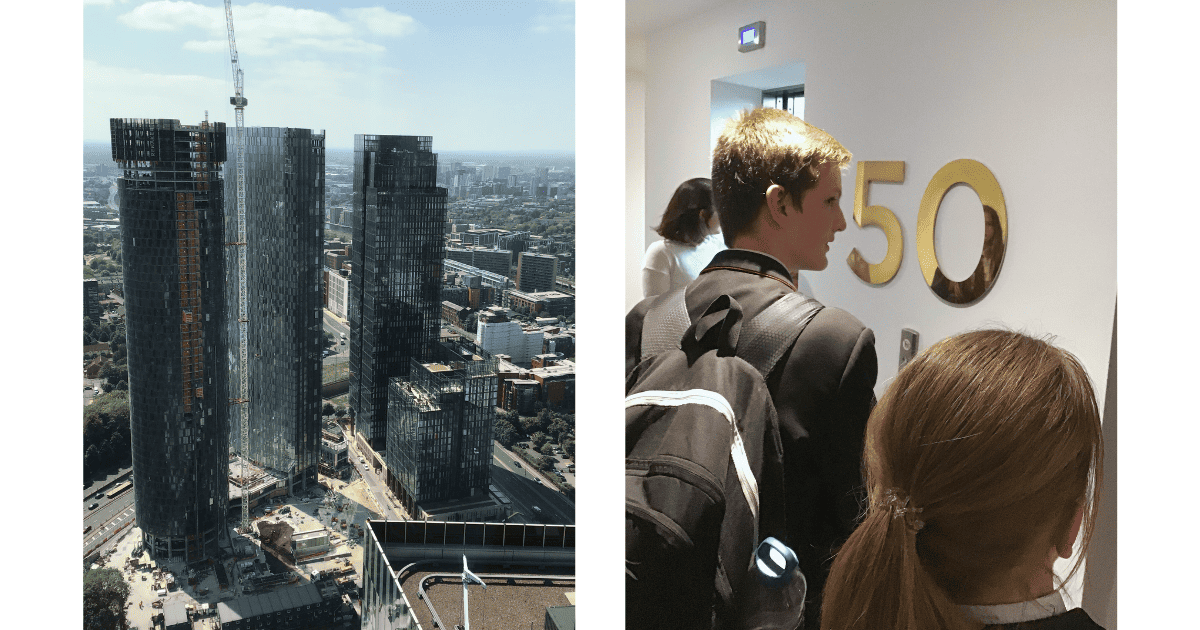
[736,292,823,377]
[639,286,690,362]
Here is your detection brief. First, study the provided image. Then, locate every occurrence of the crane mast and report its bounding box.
[224,0,251,533]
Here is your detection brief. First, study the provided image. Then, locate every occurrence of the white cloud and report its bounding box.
[181,39,229,54]
[84,0,116,6]
[119,0,215,31]
[341,7,417,37]
[83,58,230,138]
[118,1,377,54]
[531,13,573,34]
[291,38,386,54]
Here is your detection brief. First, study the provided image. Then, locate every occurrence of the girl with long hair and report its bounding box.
[641,177,725,298]
[821,330,1105,630]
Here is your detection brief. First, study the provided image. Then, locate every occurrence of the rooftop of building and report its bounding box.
[506,289,573,300]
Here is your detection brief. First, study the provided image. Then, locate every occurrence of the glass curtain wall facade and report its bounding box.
[348,135,447,450]
[111,118,229,562]
[385,339,497,514]
[224,127,326,494]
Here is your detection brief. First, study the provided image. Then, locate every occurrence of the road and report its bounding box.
[322,309,350,361]
[345,443,407,521]
[490,443,575,525]
[84,487,136,555]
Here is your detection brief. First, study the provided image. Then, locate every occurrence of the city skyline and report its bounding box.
[84,0,575,151]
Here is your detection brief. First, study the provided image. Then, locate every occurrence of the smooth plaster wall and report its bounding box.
[631,0,1115,619]
[626,34,647,309]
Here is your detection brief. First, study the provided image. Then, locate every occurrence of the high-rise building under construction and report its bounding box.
[111,118,229,562]
[348,135,447,450]
[224,126,326,495]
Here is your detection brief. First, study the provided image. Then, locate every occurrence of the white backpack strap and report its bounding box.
[625,389,760,530]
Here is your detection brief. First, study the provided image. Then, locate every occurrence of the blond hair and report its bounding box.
[821,330,1103,630]
[711,108,851,244]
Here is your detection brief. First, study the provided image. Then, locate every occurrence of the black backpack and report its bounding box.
[626,289,822,630]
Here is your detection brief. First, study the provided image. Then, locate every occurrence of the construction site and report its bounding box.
[91,470,380,630]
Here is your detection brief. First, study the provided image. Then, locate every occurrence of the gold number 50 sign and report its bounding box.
[847,159,1007,305]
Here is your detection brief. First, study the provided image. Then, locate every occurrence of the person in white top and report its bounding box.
[641,177,726,298]
[820,330,1106,630]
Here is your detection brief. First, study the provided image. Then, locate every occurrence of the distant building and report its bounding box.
[225,126,326,495]
[516,252,558,293]
[477,310,543,366]
[84,278,101,321]
[385,339,498,518]
[446,246,512,278]
[497,357,576,413]
[111,117,228,561]
[83,200,107,220]
[443,259,511,306]
[504,289,574,318]
[441,301,472,329]
[348,135,448,450]
[325,268,350,319]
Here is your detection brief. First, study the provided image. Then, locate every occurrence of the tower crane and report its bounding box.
[224,0,252,533]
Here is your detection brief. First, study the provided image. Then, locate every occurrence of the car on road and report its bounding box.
[89,502,99,510]
[84,525,93,534]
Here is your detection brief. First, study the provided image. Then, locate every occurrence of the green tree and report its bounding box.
[547,418,571,443]
[84,567,129,630]
[530,431,549,449]
[539,442,556,456]
[323,402,335,416]
[518,415,544,436]
[335,406,346,418]
[562,437,575,459]
[493,418,518,447]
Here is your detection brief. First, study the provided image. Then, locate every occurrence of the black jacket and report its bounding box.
[626,249,878,626]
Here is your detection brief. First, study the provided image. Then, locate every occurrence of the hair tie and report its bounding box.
[882,489,925,533]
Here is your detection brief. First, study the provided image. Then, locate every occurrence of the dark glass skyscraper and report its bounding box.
[111,118,229,562]
[385,339,497,514]
[348,135,447,450]
[224,127,325,494]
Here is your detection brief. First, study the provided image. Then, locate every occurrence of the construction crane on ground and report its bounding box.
[224,0,252,533]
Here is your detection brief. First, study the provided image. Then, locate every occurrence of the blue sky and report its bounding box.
[84,0,575,151]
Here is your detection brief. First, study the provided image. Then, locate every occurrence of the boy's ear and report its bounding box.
[765,184,789,218]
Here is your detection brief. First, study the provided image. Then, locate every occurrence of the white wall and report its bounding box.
[631,0,1115,617]
[625,35,648,310]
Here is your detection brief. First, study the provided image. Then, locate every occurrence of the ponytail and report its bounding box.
[820,491,968,630]
[820,330,1102,630]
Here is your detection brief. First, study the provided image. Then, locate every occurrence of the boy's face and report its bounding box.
[779,162,846,271]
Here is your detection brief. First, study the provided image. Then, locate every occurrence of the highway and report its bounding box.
[84,470,137,557]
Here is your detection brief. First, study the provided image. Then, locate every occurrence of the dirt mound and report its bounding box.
[256,520,296,567]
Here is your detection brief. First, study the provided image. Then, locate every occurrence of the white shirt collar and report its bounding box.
[960,591,1067,625]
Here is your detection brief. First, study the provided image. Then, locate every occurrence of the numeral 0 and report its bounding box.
[848,159,1007,305]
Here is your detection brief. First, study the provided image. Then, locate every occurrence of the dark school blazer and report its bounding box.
[626,248,878,628]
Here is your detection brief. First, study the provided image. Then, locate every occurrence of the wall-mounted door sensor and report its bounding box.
[899,328,919,369]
